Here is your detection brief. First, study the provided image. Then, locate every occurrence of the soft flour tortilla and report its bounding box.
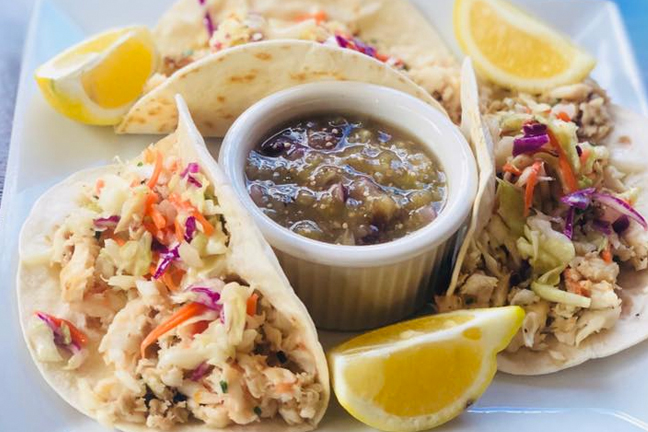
[451,69,648,374]
[18,96,330,430]
[154,0,456,70]
[498,106,648,375]
[446,59,496,297]
[117,40,446,137]
[148,0,459,121]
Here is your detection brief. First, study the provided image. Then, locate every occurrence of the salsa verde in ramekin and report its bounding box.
[244,115,446,246]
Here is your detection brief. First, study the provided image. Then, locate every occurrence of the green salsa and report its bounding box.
[244,115,446,245]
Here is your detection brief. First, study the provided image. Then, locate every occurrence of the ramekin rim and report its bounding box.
[219,81,477,267]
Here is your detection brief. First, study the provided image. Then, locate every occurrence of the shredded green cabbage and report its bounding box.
[496,180,525,237]
[532,281,591,308]
[547,120,581,173]
[517,216,575,275]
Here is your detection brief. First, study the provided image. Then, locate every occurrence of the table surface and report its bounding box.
[0,0,647,201]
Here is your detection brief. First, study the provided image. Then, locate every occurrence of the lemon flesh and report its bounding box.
[35,26,158,125]
[330,307,524,432]
[454,0,595,92]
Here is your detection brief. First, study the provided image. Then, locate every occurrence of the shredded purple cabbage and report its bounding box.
[189,362,213,381]
[513,135,549,156]
[93,215,120,228]
[592,219,612,235]
[36,313,78,352]
[154,245,180,279]
[195,0,216,36]
[592,192,647,229]
[352,37,377,57]
[181,162,200,178]
[36,312,59,334]
[333,34,382,60]
[563,207,575,239]
[613,215,630,234]
[561,189,647,229]
[204,15,216,36]
[190,287,222,310]
[181,163,203,188]
[513,122,550,156]
[561,187,596,210]
[151,239,168,253]
[576,145,583,157]
[185,216,197,242]
[334,34,349,48]
[187,176,203,188]
[522,123,548,136]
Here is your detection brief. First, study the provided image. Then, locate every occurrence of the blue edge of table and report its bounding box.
[616,0,648,90]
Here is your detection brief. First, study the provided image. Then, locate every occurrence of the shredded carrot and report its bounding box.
[147,151,164,189]
[95,179,105,195]
[602,244,613,263]
[168,193,215,236]
[162,268,185,292]
[150,206,167,230]
[295,10,327,24]
[36,312,88,346]
[143,220,166,243]
[145,191,159,211]
[246,293,259,316]
[524,161,543,217]
[580,147,590,166]
[144,191,167,229]
[161,272,178,292]
[192,211,214,236]
[149,263,157,277]
[189,320,210,337]
[140,302,210,358]
[111,234,126,247]
[557,111,572,122]
[174,219,185,242]
[502,162,522,176]
[548,130,579,193]
[143,220,158,236]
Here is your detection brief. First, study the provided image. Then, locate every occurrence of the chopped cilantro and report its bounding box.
[220,380,228,393]
[137,161,143,167]
[253,406,262,416]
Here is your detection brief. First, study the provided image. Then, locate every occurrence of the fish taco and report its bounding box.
[438,61,648,375]
[117,0,460,136]
[18,96,329,429]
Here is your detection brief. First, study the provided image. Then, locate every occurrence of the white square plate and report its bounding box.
[1,1,648,431]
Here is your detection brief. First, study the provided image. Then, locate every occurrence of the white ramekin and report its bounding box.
[219,82,477,330]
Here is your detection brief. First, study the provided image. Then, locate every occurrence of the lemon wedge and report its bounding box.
[35,26,158,125]
[454,0,595,92]
[329,307,524,432]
